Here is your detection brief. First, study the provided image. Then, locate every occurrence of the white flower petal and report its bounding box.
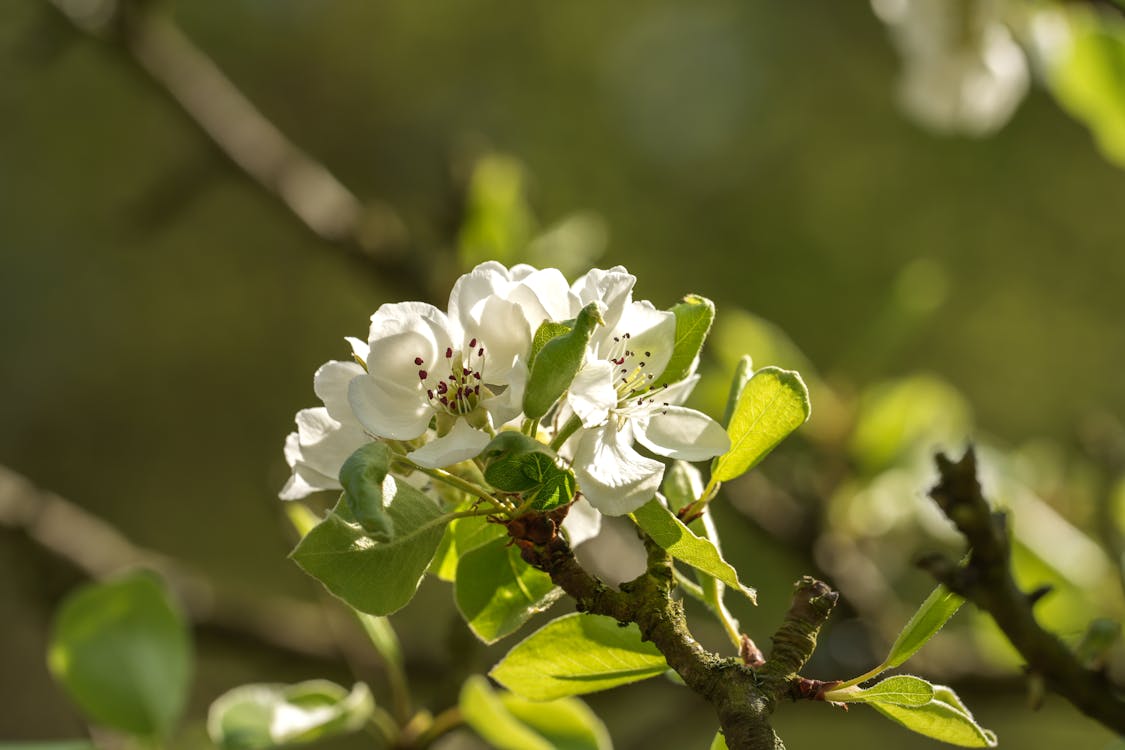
[573,421,663,516]
[408,419,491,468]
[280,461,338,500]
[346,337,370,366]
[313,360,365,422]
[661,374,700,405]
[482,355,528,426]
[633,405,730,461]
[614,302,676,383]
[348,374,431,439]
[294,407,370,479]
[561,496,602,548]
[369,300,454,349]
[448,262,511,330]
[571,266,635,331]
[467,295,531,379]
[510,267,575,325]
[567,361,617,428]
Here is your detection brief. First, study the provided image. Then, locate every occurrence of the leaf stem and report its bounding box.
[368,705,400,744]
[830,663,888,692]
[548,414,582,452]
[413,706,464,748]
[395,460,514,512]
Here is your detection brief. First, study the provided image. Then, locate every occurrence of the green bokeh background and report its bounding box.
[2,1,1123,748]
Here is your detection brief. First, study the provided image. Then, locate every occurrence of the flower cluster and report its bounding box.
[281,262,729,531]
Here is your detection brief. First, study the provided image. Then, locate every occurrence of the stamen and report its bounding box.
[414,357,424,366]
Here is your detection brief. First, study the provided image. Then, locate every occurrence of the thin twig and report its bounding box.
[920,447,1125,735]
[45,0,440,300]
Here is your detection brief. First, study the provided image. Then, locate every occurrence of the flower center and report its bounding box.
[414,338,487,416]
[606,332,670,413]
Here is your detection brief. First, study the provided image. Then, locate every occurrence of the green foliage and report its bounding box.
[458,155,535,269]
[710,732,729,750]
[430,513,508,581]
[631,498,756,603]
[1050,13,1125,169]
[290,480,454,615]
[491,613,667,700]
[339,442,394,541]
[523,303,603,420]
[869,684,997,748]
[455,537,563,643]
[531,320,575,364]
[711,366,811,483]
[459,676,612,750]
[483,432,576,511]
[885,585,965,670]
[661,294,715,385]
[207,680,374,750]
[721,355,753,428]
[356,613,403,671]
[47,571,191,738]
[826,675,934,706]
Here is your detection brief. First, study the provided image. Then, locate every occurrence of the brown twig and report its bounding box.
[509,515,837,750]
[920,447,1125,735]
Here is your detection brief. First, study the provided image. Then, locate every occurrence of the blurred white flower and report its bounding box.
[873,0,1030,136]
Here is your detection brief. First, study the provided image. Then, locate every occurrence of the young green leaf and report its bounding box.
[460,676,612,750]
[491,613,667,700]
[47,571,191,738]
[455,537,563,644]
[710,732,729,750]
[662,460,701,512]
[632,498,756,604]
[207,680,374,750]
[530,320,575,365]
[339,442,394,541]
[429,513,508,582]
[291,479,453,615]
[711,366,811,483]
[523,303,603,420]
[660,294,715,385]
[868,685,997,748]
[823,675,934,706]
[885,585,965,669]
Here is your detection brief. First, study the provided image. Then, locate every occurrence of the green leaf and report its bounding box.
[530,320,575,365]
[661,460,700,512]
[291,478,454,615]
[721,355,754,428]
[711,366,810,483]
[523,303,603,420]
[885,585,965,669]
[460,676,613,750]
[485,444,576,512]
[710,732,729,750]
[339,442,394,541]
[491,613,667,700]
[824,675,934,706]
[660,294,715,385]
[207,680,373,750]
[632,499,756,604]
[430,513,508,582]
[869,685,997,747]
[457,154,536,268]
[1049,13,1125,170]
[456,538,564,643]
[47,571,191,737]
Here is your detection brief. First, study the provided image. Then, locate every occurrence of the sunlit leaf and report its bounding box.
[491,613,667,700]
[47,571,191,737]
[710,732,729,750]
[291,478,453,615]
[868,685,997,748]
[661,294,715,385]
[1050,13,1125,169]
[429,512,508,582]
[721,355,753,428]
[711,367,810,483]
[823,675,934,707]
[207,680,373,750]
[457,155,536,268]
[455,538,563,644]
[885,585,964,669]
[631,499,756,604]
[460,676,612,750]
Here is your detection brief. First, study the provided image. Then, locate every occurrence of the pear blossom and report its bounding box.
[280,360,369,500]
[564,301,730,515]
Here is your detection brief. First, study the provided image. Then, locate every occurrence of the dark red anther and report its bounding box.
[445,347,453,358]
[469,338,477,348]
[414,357,424,365]
[418,369,428,379]
[477,347,484,357]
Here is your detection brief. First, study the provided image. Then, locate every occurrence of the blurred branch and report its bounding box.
[919,448,1125,735]
[45,0,440,300]
[0,463,378,668]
